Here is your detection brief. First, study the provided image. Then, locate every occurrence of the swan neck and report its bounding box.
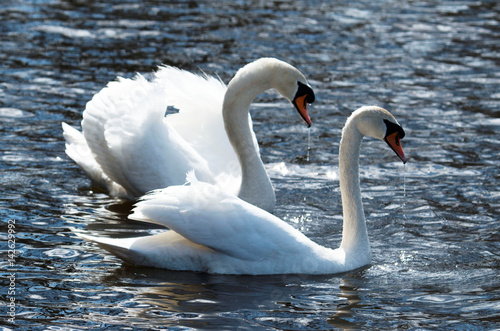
[222,69,275,212]
[339,124,369,252]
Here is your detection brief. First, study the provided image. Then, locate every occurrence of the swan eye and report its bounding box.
[292,82,315,127]
[295,82,316,104]
[383,119,405,139]
[306,91,315,104]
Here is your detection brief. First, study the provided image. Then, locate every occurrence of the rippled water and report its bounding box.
[1,0,499,329]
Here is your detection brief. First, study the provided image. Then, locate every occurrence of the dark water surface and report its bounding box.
[1,0,499,330]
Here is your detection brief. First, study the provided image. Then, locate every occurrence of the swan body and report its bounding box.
[62,58,314,212]
[81,106,406,275]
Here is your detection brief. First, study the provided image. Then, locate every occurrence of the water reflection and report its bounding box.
[73,263,378,330]
[327,279,365,330]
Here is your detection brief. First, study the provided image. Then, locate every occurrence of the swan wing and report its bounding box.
[62,122,129,197]
[62,122,106,185]
[155,66,259,183]
[81,74,212,196]
[129,173,312,261]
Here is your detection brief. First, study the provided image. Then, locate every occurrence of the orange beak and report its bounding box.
[384,132,407,164]
[292,94,312,128]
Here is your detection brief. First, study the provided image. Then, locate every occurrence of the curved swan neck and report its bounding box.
[222,62,276,212]
[338,121,370,253]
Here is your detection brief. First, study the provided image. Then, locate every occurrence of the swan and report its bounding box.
[62,58,315,212]
[80,106,407,275]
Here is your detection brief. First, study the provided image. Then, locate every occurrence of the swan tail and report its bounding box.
[78,231,214,271]
[78,233,147,265]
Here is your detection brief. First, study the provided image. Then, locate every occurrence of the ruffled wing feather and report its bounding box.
[129,174,313,261]
[81,74,213,196]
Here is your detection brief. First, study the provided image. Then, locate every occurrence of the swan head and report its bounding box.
[291,81,315,128]
[236,58,315,127]
[351,106,407,163]
[268,60,315,128]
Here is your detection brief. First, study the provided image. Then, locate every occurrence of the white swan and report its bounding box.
[81,106,407,275]
[62,58,315,212]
